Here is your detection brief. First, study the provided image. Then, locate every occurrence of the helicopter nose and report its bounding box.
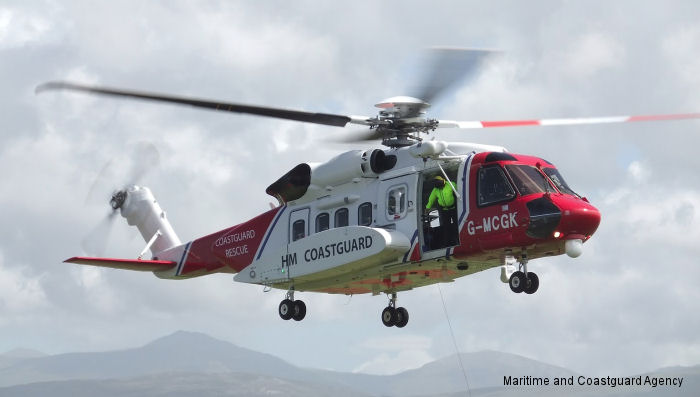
[555,198,601,238]
[525,195,601,256]
[551,197,601,257]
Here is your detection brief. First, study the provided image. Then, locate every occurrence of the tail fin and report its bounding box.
[119,185,181,257]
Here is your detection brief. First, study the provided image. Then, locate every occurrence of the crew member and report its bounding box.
[425,175,458,246]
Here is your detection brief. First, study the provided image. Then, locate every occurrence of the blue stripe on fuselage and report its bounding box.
[256,205,287,260]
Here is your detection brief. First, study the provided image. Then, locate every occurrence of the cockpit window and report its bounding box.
[478,166,516,206]
[505,164,554,196]
[543,168,579,197]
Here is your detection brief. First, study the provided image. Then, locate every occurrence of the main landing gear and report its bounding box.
[508,254,539,295]
[381,292,409,328]
[278,288,306,321]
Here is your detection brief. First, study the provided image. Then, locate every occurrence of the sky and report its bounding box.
[2,0,700,378]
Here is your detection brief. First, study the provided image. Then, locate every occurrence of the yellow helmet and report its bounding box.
[432,175,445,187]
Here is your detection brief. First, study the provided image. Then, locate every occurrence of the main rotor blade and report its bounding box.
[411,47,496,104]
[438,113,700,129]
[36,81,359,128]
[333,128,385,143]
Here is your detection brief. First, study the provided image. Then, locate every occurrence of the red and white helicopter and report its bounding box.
[38,49,700,327]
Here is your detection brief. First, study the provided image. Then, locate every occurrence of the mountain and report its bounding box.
[0,331,697,396]
[0,349,46,359]
[3,366,699,397]
[391,350,577,394]
[0,372,373,397]
[0,348,47,371]
[0,331,573,395]
[0,331,321,389]
[432,365,700,397]
[305,350,577,396]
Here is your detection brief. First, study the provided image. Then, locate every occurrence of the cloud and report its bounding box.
[563,32,625,78]
[0,252,48,313]
[601,162,700,249]
[68,266,125,314]
[0,6,52,50]
[663,25,700,86]
[626,161,648,183]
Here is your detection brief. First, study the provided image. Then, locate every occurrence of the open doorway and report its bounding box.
[420,166,460,252]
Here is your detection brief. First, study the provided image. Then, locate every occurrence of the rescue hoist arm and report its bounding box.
[436,161,460,199]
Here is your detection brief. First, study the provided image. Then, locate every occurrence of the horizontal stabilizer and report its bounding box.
[64,256,176,272]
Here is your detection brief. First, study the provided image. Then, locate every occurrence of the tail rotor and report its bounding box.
[80,142,161,256]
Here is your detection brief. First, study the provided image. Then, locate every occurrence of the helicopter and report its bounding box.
[37,49,700,328]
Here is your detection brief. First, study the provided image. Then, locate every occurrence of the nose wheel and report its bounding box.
[278,288,306,321]
[508,254,539,294]
[381,293,409,328]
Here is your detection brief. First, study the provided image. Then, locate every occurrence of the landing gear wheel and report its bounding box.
[509,271,525,293]
[292,300,306,321]
[524,272,539,294]
[279,299,294,320]
[382,307,398,327]
[395,307,409,328]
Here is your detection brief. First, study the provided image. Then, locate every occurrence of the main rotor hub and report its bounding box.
[375,96,430,119]
[369,96,437,148]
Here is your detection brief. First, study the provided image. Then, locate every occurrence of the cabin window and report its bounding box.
[505,164,554,196]
[335,208,349,227]
[292,219,306,241]
[315,213,330,232]
[358,202,372,226]
[478,166,516,206]
[387,185,407,219]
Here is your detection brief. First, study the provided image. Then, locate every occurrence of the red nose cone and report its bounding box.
[554,196,601,239]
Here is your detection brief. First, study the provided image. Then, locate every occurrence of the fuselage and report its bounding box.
[152,141,601,295]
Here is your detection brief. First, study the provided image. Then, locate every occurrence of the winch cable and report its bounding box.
[437,283,472,397]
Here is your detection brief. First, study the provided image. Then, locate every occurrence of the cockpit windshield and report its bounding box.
[543,168,579,197]
[504,164,555,196]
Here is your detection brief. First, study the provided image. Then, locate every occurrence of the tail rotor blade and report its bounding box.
[84,141,160,206]
[81,142,158,256]
[84,159,118,206]
[81,210,118,257]
[127,141,160,186]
